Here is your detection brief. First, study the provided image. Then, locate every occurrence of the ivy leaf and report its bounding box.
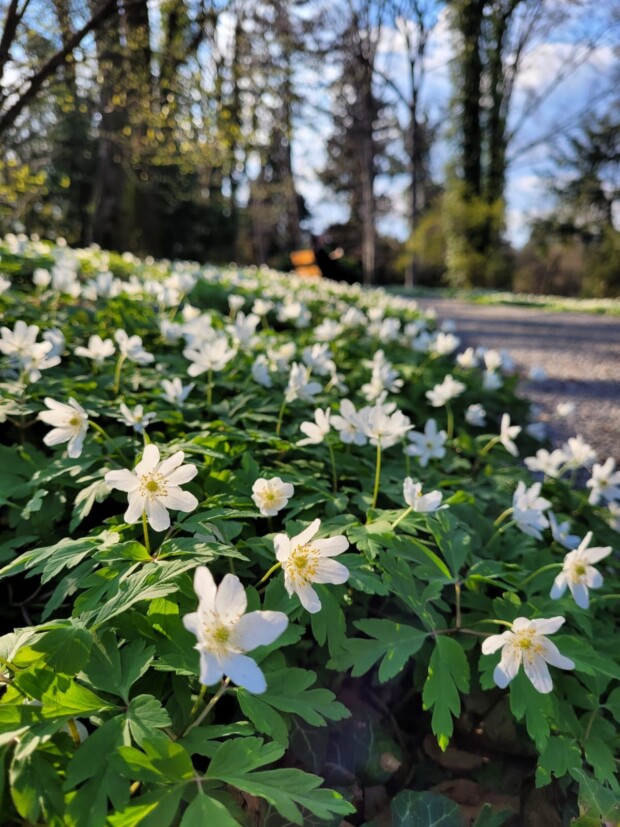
[328,619,427,682]
[422,636,470,750]
[391,790,463,826]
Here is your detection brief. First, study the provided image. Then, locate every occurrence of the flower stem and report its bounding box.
[391,506,413,531]
[142,511,151,555]
[275,399,287,436]
[189,685,207,717]
[455,581,462,629]
[207,369,213,407]
[88,419,130,465]
[371,441,382,510]
[327,442,338,493]
[257,561,281,586]
[520,562,563,588]
[494,506,513,527]
[480,436,500,457]
[112,353,127,396]
[445,402,454,440]
[182,678,230,737]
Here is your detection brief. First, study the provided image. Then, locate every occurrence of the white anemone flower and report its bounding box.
[161,377,194,405]
[114,330,154,365]
[403,478,443,513]
[74,334,115,364]
[252,477,294,517]
[426,374,465,407]
[465,403,486,427]
[586,458,620,505]
[284,362,321,403]
[499,413,521,457]
[404,418,447,467]
[331,399,367,446]
[182,567,288,693]
[274,519,349,613]
[105,444,198,531]
[482,370,503,391]
[548,512,580,550]
[550,532,612,609]
[561,435,596,470]
[37,397,89,458]
[512,481,550,539]
[297,408,331,446]
[251,355,272,388]
[524,448,566,479]
[482,616,574,693]
[118,402,157,434]
[358,400,412,448]
[456,347,479,369]
[184,336,237,376]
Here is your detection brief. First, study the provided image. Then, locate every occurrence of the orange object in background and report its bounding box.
[290,249,322,278]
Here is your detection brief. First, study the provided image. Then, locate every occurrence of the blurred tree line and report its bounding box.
[0,0,618,294]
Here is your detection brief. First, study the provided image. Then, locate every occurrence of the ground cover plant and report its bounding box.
[0,234,619,826]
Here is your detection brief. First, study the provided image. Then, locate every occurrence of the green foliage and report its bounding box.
[0,241,618,824]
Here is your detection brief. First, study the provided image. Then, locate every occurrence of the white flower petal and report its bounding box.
[194,567,217,608]
[199,651,223,686]
[159,488,198,512]
[481,631,511,655]
[296,584,321,613]
[539,639,575,671]
[182,612,200,635]
[312,558,349,585]
[165,464,198,486]
[313,536,349,557]
[530,617,565,635]
[158,451,186,477]
[145,498,170,532]
[586,568,603,589]
[105,469,139,492]
[43,427,71,446]
[136,444,160,475]
[494,646,521,688]
[549,573,567,600]
[124,492,145,524]
[523,655,553,693]
[291,518,321,549]
[582,545,612,564]
[274,533,291,562]
[215,573,247,621]
[221,653,266,693]
[568,580,589,609]
[235,611,288,651]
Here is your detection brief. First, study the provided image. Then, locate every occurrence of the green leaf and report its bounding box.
[107,788,184,827]
[206,737,354,825]
[574,769,620,822]
[126,695,172,747]
[535,735,582,787]
[29,624,92,676]
[391,790,463,826]
[309,586,347,657]
[508,671,552,751]
[180,793,240,827]
[10,750,65,823]
[430,510,473,575]
[471,803,513,827]
[584,736,619,789]
[553,635,620,682]
[246,669,349,727]
[328,619,427,682]
[422,636,470,750]
[115,736,194,785]
[237,692,289,745]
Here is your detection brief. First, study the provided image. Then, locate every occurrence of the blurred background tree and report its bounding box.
[0,0,619,294]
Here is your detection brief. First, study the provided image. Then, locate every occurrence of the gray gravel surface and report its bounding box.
[417,299,620,461]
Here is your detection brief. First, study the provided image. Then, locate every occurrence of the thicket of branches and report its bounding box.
[0,0,619,294]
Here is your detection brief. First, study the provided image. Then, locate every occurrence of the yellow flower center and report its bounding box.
[574,563,587,577]
[285,543,319,587]
[213,625,231,644]
[69,415,81,427]
[139,472,167,500]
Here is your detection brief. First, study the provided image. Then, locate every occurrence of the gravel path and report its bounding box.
[417,299,620,461]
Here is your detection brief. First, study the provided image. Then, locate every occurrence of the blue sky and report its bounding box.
[290,3,618,247]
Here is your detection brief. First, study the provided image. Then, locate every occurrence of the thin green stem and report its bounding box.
[483,519,515,551]
[445,402,454,440]
[275,399,287,436]
[189,685,207,717]
[327,442,338,493]
[182,678,231,737]
[112,353,127,396]
[480,436,500,457]
[391,506,413,531]
[142,511,151,556]
[494,507,514,527]
[371,440,382,510]
[455,582,462,629]
[257,561,281,586]
[520,562,562,588]
[88,419,130,464]
[207,369,213,407]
